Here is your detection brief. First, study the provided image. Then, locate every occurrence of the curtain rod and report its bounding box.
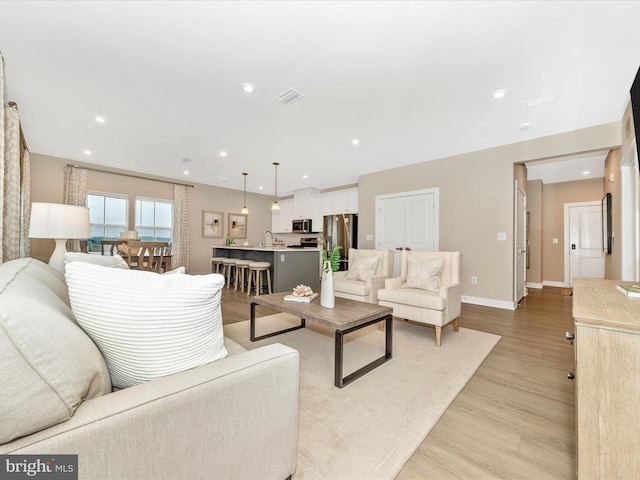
[68,164,194,188]
[7,102,28,151]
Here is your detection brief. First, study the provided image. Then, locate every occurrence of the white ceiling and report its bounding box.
[1,1,640,196]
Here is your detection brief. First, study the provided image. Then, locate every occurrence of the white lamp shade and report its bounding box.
[28,203,90,239]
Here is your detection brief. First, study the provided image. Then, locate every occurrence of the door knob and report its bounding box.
[565,331,575,345]
[567,369,575,380]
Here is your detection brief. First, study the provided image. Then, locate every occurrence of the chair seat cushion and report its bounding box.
[378,287,446,311]
[334,279,370,297]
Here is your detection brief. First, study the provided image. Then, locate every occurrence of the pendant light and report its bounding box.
[271,162,280,211]
[241,172,249,215]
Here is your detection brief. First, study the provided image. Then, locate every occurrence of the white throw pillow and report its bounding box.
[345,255,378,282]
[65,262,227,388]
[64,252,129,269]
[404,256,445,292]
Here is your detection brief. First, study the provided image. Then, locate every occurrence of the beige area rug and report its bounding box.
[224,314,501,480]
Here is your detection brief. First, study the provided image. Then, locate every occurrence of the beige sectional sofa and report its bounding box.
[0,257,299,480]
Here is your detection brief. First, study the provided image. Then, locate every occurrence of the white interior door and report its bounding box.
[515,182,527,303]
[376,188,439,276]
[566,202,605,286]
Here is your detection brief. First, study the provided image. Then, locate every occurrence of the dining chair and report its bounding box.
[101,240,120,256]
[125,241,167,272]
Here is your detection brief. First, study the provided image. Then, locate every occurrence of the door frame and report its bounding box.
[514,180,527,303]
[563,200,602,286]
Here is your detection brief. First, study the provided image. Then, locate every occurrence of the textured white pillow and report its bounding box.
[65,262,227,388]
[404,256,445,292]
[64,252,129,269]
[345,255,379,282]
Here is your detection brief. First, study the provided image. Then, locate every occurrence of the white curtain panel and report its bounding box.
[63,165,88,253]
[0,54,32,263]
[173,184,190,272]
[0,53,5,263]
[2,104,23,262]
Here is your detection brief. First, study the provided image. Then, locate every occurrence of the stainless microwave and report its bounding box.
[292,218,312,233]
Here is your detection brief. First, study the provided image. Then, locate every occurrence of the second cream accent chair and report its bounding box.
[333,248,394,304]
[377,250,462,347]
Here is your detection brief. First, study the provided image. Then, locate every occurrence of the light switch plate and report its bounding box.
[497,232,507,241]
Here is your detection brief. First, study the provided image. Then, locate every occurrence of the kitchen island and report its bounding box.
[213,246,321,293]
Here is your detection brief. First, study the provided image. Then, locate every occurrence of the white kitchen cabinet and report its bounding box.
[272,198,294,233]
[323,188,358,215]
[293,188,319,220]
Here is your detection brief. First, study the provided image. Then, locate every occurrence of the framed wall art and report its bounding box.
[228,213,247,239]
[202,211,223,238]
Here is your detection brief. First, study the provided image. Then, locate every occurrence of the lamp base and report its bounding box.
[48,239,68,275]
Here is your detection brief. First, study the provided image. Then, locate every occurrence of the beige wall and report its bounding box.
[30,154,274,274]
[358,122,621,304]
[541,178,604,284]
[526,179,543,286]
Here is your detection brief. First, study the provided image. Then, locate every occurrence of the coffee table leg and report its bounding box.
[250,301,306,342]
[334,314,393,388]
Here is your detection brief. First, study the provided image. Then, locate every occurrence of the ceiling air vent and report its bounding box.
[276,89,304,105]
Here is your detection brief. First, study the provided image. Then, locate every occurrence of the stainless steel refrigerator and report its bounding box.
[323,214,358,271]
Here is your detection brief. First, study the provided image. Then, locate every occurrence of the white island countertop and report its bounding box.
[213,245,321,252]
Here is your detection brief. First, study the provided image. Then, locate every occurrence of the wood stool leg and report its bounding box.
[266,269,272,294]
[246,270,253,296]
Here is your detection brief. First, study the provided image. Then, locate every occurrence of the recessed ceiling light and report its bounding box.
[583,170,590,175]
[520,122,532,130]
[352,139,360,145]
[94,115,106,123]
[220,151,227,157]
[258,186,264,190]
[83,150,92,155]
[183,170,190,175]
[242,83,255,94]
[303,174,308,179]
[492,89,507,99]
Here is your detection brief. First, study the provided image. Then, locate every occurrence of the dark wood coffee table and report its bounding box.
[250,292,393,388]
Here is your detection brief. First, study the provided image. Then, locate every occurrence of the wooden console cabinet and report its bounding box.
[572,278,640,479]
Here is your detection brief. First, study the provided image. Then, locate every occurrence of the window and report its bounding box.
[135,197,173,243]
[87,192,128,253]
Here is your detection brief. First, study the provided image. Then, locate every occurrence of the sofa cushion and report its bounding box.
[345,254,379,282]
[65,262,228,389]
[377,287,447,311]
[0,258,111,444]
[403,256,444,292]
[64,252,129,269]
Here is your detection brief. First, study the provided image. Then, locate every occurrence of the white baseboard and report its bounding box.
[526,282,543,289]
[543,280,569,288]
[462,295,516,311]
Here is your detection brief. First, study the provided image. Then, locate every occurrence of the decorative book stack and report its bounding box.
[616,284,640,298]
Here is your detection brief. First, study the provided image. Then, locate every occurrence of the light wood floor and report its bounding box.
[220,286,576,479]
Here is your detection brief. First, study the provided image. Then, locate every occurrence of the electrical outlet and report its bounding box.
[497,232,507,241]
[471,276,478,284]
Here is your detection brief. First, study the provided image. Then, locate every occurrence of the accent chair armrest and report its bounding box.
[384,276,405,289]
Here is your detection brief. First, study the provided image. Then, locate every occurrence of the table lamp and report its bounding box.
[28,202,90,274]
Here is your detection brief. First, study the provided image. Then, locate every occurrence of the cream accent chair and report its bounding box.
[333,248,394,304]
[377,250,462,347]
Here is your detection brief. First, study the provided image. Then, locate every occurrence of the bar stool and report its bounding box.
[247,262,272,296]
[221,258,237,289]
[233,260,253,293]
[210,257,225,274]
